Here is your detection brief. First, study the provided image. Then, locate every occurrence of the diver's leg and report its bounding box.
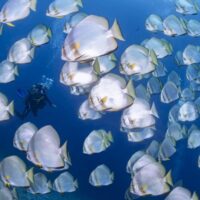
[15,106,31,119]
[20,98,31,118]
[21,106,31,119]
[31,106,38,117]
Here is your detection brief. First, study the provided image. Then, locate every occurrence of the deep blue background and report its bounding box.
[0,0,200,199]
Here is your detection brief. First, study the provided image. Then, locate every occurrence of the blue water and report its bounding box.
[0,0,200,199]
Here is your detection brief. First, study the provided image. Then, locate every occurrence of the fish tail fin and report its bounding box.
[61,47,67,61]
[48,181,52,189]
[30,0,37,11]
[194,1,199,11]
[27,168,34,183]
[192,192,199,200]
[163,184,170,193]
[149,50,158,65]
[47,28,52,37]
[8,101,14,116]
[109,53,117,61]
[125,80,135,98]
[165,170,173,186]
[60,141,67,160]
[93,58,101,75]
[14,66,19,76]
[147,88,151,98]
[6,23,15,27]
[64,23,71,34]
[179,17,187,30]
[111,172,114,181]
[76,0,83,7]
[165,42,173,54]
[0,23,3,35]
[12,188,18,199]
[74,179,79,188]
[66,150,72,166]
[110,19,125,41]
[151,103,159,118]
[82,145,87,154]
[182,126,188,138]
[107,131,113,143]
[30,48,35,59]
[60,141,72,165]
[169,43,173,54]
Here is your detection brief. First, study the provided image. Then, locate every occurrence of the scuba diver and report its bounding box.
[16,79,56,119]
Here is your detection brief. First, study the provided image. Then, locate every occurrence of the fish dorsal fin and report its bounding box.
[106,73,127,87]
[80,15,109,29]
[110,19,125,41]
[151,103,159,118]
[91,16,109,29]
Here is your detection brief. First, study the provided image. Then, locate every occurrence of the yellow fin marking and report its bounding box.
[128,63,136,70]
[100,96,108,104]
[70,42,80,50]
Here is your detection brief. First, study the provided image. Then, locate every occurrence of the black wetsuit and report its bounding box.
[18,84,53,119]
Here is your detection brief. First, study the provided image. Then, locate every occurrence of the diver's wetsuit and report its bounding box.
[18,84,54,119]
